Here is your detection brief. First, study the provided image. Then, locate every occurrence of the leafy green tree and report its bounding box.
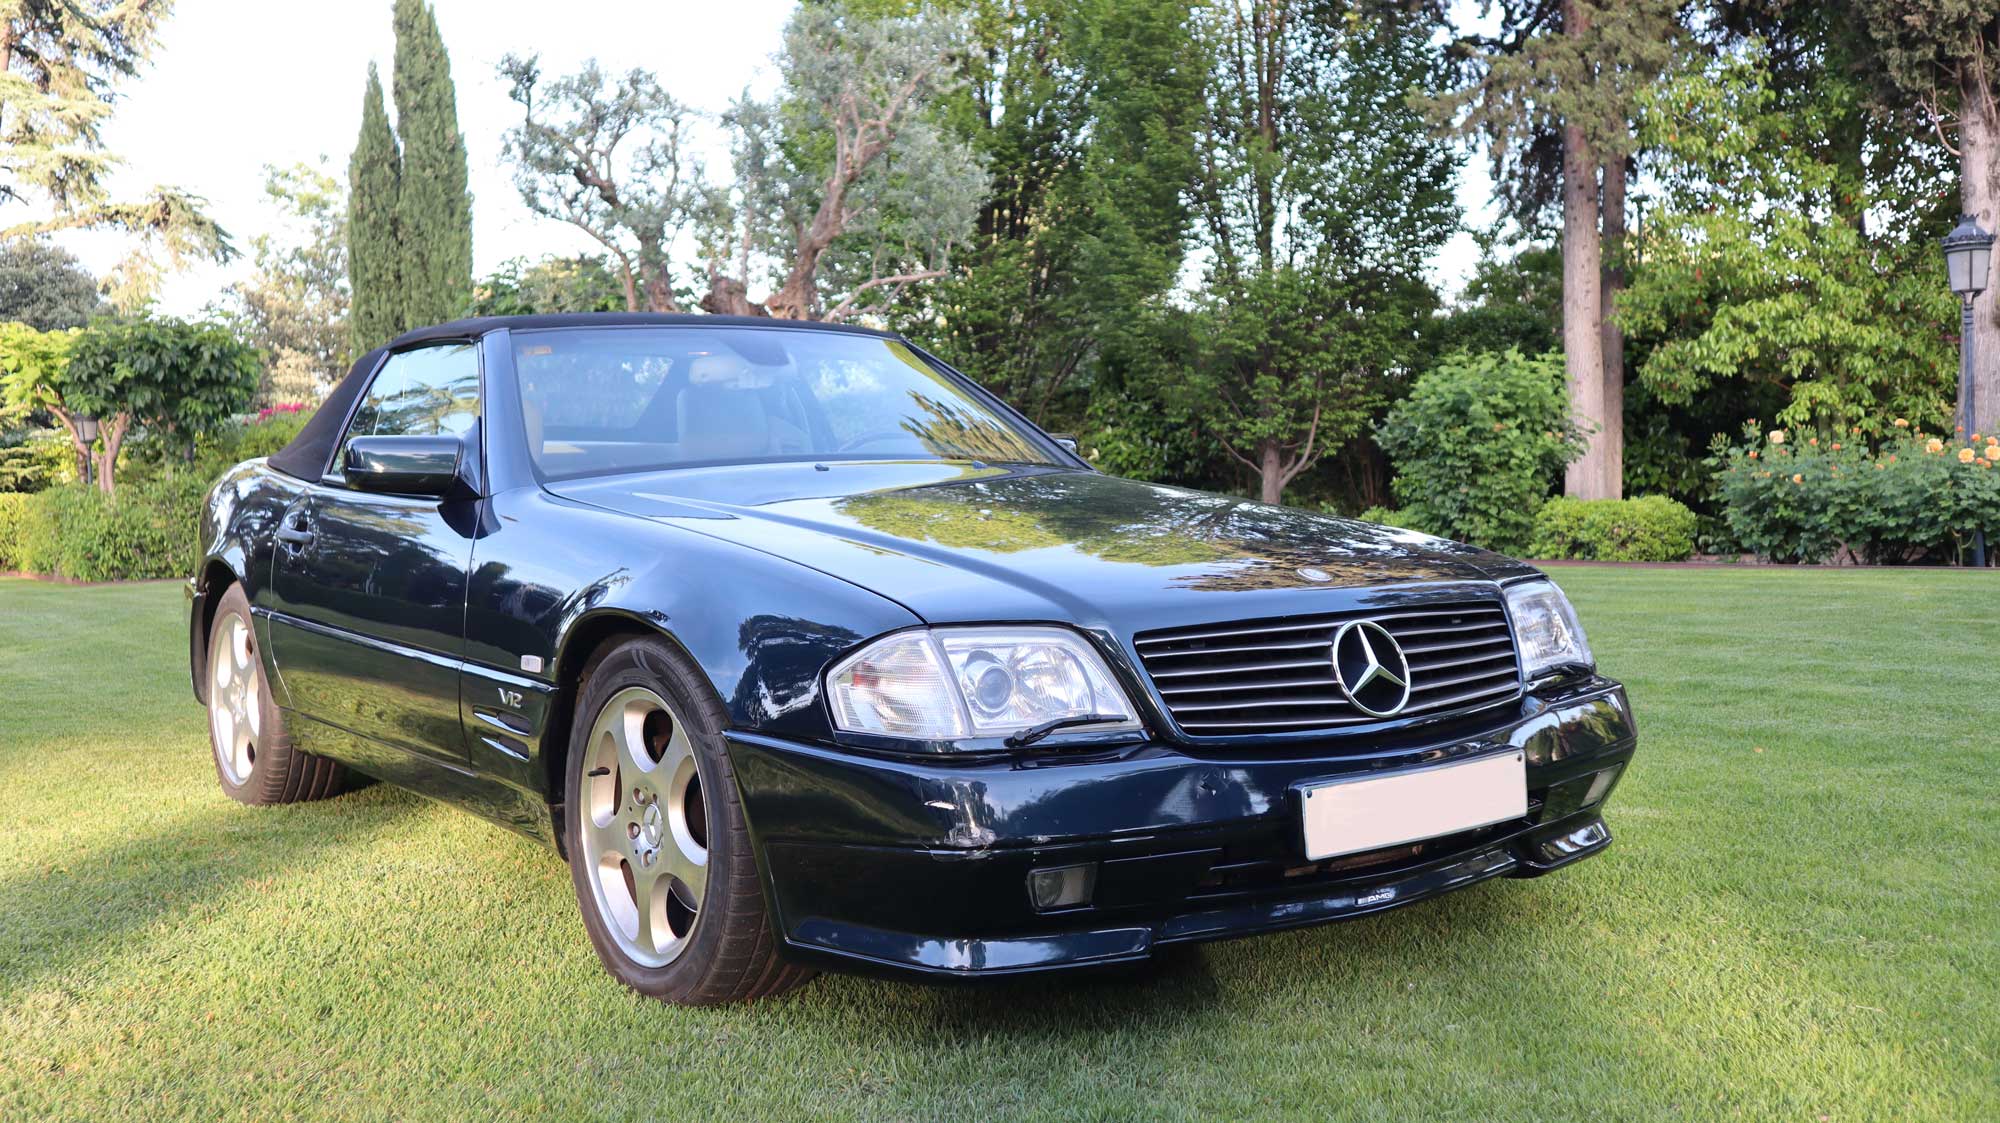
[0,1,230,262]
[1173,1,1458,505]
[0,323,86,478]
[701,1,985,321]
[392,0,473,328]
[63,319,260,494]
[0,240,104,330]
[499,56,701,313]
[472,255,626,316]
[912,0,1203,425]
[1619,44,1957,437]
[221,163,350,406]
[348,64,403,352]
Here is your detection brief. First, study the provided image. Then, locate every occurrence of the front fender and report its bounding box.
[463,487,923,755]
[189,460,302,704]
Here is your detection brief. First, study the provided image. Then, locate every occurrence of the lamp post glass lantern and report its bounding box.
[74,414,98,489]
[1944,213,1994,566]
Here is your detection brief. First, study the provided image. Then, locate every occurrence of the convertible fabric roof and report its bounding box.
[387,312,900,349]
[266,347,385,483]
[265,314,907,483]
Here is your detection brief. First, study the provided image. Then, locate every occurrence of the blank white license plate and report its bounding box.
[1299,751,1527,861]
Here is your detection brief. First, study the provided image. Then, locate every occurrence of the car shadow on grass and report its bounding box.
[0,784,421,1004]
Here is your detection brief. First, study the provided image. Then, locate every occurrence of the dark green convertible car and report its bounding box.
[189,313,1637,1005]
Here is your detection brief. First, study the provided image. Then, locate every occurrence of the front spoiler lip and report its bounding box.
[776,811,1612,981]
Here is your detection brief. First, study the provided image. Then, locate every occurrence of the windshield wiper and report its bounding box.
[1004,714,1127,749]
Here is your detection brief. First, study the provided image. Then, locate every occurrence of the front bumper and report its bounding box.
[724,676,1636,979]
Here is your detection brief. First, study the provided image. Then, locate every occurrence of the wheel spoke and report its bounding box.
[611,702,653,780]
[630,865,665,953]
[665,840,705,910]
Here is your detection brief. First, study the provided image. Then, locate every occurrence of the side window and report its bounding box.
[337,344,481,470]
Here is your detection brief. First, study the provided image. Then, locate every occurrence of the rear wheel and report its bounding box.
[563,635,813,1004]
[206,583,345,805]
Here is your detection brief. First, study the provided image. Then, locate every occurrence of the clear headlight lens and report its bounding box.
[827,627,1140,743]
[1505,579,1595,679]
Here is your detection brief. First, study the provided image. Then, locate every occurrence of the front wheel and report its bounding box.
[562,635,813,1005]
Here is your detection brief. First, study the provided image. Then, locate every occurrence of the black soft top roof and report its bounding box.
[266,314,906,483]
[387,312,900,349]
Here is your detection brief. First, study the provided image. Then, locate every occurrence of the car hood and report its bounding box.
[546,462,1535,631]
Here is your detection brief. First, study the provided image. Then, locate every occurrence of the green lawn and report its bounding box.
[1,569,1995,1121]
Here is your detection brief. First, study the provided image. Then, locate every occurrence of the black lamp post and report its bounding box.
[74,414,99,489]
[1945,213,1994,567]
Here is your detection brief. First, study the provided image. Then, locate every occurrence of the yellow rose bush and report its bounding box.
[1717,420,2000,564]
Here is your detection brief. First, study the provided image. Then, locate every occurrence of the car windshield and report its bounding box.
[511,326,1061,480]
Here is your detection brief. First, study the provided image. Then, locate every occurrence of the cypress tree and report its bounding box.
[393,0,474,328]
[347,64,403,354]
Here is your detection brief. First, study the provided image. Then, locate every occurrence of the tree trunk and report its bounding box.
[1598,154,1626,499]
[1560,119,1608,496]
[1962,62,2000,437]
[96,414,130,497]
[1258,440,1283,505]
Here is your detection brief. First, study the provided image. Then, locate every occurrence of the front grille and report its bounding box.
[1132,599,1522,737]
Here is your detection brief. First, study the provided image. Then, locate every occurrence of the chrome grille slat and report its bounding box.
[1133,607,1505,648]
[1133,597,1522,738]
[1157,676,1353,696]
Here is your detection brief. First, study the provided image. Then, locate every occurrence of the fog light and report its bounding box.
[1583,764,1623,807]
[1027,863,1097,911]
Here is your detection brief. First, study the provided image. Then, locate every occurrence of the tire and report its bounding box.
[562,635,814,1005]
[206,583,347,805]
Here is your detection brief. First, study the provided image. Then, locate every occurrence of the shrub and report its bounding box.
[1715,423,2000,564]
[14,474,206,581]
[1377,349,1586,554]
[1529,496,1698,561]
[0,491,30,569]
[0,428,74,492]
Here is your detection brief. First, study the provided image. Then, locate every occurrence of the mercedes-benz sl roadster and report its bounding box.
[189,313,1637,1005]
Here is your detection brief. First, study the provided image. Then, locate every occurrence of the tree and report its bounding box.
[392,0,472,328]
[1842,0,2000,434]
[472,254,626,316]
[1619,42,1959,437]
[1433,0,1679,499]
[1172,1,1458,505]
[0,1,230,262]
[911,0,1203,425]
[0,322,86,480]
[700,1,985,321]
[221,163,351,406]
[62,319,260,494]
[499,56,701,313]
[0,240,104,329]
[348,64,403,352]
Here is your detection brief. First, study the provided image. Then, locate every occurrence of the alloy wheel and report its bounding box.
[209,614,261,785]
[578,686,709,968]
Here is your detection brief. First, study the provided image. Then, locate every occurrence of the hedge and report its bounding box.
[11,475,207,582]
[0,491,30,570]
[1528,496,1698,562]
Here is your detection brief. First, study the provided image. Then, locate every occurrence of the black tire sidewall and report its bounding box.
[563,636,748,999]
[207,585,286,805]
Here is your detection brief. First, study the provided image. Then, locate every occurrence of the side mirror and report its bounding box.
[343,435,465,496]
[1049,433,1080,455]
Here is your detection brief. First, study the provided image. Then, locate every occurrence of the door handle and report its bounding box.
[276,507,313,546]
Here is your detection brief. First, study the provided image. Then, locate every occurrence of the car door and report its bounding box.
[265,343,482,766]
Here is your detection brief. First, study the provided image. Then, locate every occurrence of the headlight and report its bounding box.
[1505,579,1595,679]
[827,627,1141,744]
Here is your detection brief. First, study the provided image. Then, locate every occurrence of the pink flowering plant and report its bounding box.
[1715,420,2000,563]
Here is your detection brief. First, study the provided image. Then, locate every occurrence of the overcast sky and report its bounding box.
[28,0,1494,317]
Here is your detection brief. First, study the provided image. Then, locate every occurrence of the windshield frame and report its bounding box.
[501,323,1085,485]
